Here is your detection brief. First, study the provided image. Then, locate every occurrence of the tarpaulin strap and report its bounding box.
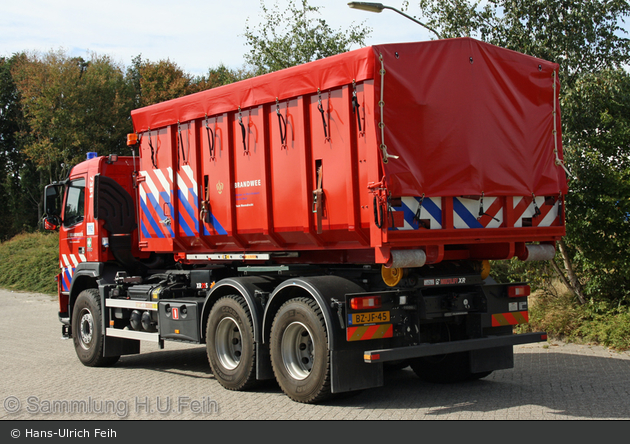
[378,54,399,164]
[532,193,541,218]
[312,164,324,234]
[276,98,287,149]
[205,114,215,161]
[387,195,395,227]
[352,80,362,133]
[414,194,425,225]
[177,121,188,167]
[552,71,574,180]
[148,129,157,169]
[317,89,329,141]
[373,195,384,229]
[478,192,500,222]
[238,108,248,155]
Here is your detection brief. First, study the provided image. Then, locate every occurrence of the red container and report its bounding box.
[130,38,567,267]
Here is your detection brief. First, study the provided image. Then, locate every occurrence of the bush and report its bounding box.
[521,288,630,351]
[0,231,59,295]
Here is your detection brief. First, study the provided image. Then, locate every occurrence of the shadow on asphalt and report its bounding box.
[116,346,211,377]
[112,346,630,418]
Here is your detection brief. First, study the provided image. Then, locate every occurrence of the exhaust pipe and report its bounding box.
[386,249,427,269]
[518,244,556,261]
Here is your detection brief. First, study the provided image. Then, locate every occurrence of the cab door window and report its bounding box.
[63,178,86,228]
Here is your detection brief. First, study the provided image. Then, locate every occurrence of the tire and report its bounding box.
[206,295,257,391]
[270,297,331,404]
[384,359,410,371]
[72,289,119,367]
[410,352,492,383]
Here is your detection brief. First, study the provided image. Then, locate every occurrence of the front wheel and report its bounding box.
[206,295,257,391]
[270,297,331,403]
[72,289,119,367]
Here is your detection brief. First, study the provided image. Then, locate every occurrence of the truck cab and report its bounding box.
[44,153,143,323]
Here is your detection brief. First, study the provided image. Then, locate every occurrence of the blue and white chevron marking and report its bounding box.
[390,196,442,230]
[453,197,503,229]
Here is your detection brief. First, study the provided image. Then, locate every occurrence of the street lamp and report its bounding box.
[347,2,442,39]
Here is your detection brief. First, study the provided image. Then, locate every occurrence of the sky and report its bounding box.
[1,0,437,76]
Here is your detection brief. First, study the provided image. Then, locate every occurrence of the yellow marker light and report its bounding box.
[127,133,138,146]
[174,329,180,334]
[481,260,491,280]
[382,265,403,287]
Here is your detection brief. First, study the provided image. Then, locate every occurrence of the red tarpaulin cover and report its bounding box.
[373,38,567,198]
[131,46,374,131]
[131,38,568,199]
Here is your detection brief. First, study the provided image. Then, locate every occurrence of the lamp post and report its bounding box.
[347,2,442,39]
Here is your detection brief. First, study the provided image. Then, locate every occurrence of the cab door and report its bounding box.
[59,176,87,293]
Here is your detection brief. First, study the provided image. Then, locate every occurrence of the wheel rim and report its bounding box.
[78,308,94,350]
[215,317,242,370]
[281,321,314,380]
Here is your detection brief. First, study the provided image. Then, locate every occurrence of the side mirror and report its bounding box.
[43,184,63,230]
[43,215,61,231]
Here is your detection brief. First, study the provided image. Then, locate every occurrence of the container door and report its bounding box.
[137,127,175,251]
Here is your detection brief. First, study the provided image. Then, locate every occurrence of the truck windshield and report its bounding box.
[63,178,85,228]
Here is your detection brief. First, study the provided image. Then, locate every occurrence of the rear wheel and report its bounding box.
[384,359,410,371]
[72,289,119,367]
[270,297,331,403]
[206,295,257,391]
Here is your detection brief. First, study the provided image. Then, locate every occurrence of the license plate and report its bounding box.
[349,311,390,325]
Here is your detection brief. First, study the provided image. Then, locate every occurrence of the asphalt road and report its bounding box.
[1,288,630,421]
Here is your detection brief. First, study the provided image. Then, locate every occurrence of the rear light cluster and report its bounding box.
[508,285,530,298]
[350,296,382,310]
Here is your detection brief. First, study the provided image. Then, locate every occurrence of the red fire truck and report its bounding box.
[44,38,567,403]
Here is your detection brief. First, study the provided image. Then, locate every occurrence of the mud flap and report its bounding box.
[256,342,274,380]
[331,347,384,393]
[469,345,513,373]
[104,336,140,357]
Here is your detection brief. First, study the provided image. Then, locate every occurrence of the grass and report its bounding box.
[0,231,59,295]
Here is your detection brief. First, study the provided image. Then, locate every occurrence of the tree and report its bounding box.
[195,64,253,90]
[243,0,372,75]
[127,55,203,108]
[408,0,630,303]
[412,0,630,86]
[561,69,630,301]
[127,56,251,110]
[12,50,134,190]
[0,54,40,239]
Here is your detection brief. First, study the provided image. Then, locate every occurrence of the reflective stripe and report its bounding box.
[491,311,529,327]
[347,324,393,341]
[513,196,559,227]
[453,197,503,229]
[390,196,442,230]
